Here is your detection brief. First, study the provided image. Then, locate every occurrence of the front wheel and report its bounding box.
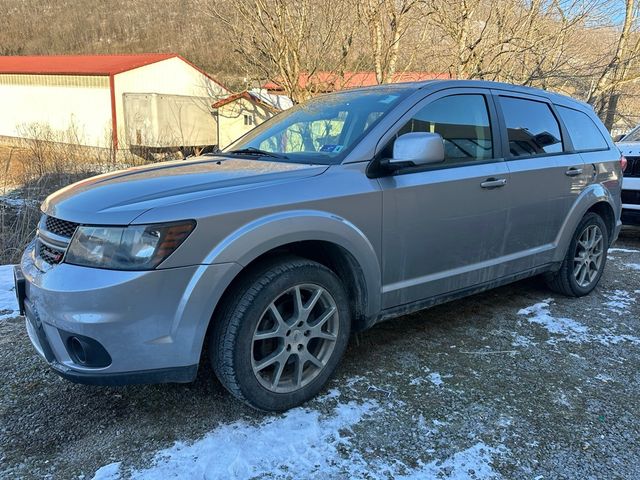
[211,257,351,411]
[546,212,609,297]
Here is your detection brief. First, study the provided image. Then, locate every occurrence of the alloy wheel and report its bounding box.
[573,224,604,288]
[250,283,339,393]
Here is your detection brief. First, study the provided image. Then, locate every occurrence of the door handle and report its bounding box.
[480,178,507,189]
[565,167,583,177]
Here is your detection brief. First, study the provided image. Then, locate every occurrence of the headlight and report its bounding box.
[65,220,196,270]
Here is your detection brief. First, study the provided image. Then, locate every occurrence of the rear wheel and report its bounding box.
[546,212,609,297]
[211,257,351,411]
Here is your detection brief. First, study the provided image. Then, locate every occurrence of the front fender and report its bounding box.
[203,210,382,317]
[553,184,620,263]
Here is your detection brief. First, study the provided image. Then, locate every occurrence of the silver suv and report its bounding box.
[15,80,622,411]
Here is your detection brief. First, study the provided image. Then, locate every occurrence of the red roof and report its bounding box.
[212,91,277,111]
[263,71,450,92]
[0,54,177,76]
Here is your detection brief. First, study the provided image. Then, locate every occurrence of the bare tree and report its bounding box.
[587,0,640,129]
[356,0,428,84]
[195,0,358,102]
[427,0,598,85]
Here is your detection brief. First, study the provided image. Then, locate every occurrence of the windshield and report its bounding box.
[623,126,640,142]
[225,87,414,164]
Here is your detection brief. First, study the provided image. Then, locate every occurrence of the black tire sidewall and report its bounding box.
[565,213,609,296]
[230,262,350,411]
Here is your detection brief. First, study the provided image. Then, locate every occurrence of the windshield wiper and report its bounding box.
[227,147,289,160]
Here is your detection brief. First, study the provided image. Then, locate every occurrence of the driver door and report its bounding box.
[377,89,510,308]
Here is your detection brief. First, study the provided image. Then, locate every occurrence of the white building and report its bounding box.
[0,54,230,150]
[213,90,293,148]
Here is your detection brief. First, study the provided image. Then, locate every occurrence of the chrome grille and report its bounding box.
[625,156,640,178]
[38,242,65,265]
[44,215,79,238]
[36,215,77,266]
[622,189,640,205]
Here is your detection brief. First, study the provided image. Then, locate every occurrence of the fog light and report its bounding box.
[68,337,87,364]
[61,331,112,368]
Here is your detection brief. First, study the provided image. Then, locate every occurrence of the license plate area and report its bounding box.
[13,266,26,316]
[24,303,57,363]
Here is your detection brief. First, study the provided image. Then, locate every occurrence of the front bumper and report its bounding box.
[622,177,640,225]
[19,243,241,384]
[621,208,640,226]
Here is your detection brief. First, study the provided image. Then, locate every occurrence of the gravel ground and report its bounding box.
[1,227,639,479]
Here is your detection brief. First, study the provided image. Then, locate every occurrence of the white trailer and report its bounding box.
[123,93,218,151]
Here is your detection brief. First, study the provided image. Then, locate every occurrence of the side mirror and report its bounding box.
[390,132,445,166]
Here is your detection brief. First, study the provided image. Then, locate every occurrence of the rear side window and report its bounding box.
[394,94,493,164]
[499,96,563,157]
[556,106,609,151]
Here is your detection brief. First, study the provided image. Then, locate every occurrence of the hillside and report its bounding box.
[1,0,244,88]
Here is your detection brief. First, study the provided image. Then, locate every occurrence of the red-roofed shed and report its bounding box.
[0,54,229,149]
[0,54,177,76]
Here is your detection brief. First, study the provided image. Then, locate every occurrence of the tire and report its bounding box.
[546,212,609,297]
[210,256,351,411]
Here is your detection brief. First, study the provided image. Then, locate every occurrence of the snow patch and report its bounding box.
[595,373,614,383]
[593,332,640,346]
[428,372,444,387]
[518,298,640,346]
[604,290,635,314]
[624,263,640,271]
[410,372,451,387]
[511,334,535,348]
[608,248,640,253]
[93,399,379,479]
[93,462,121,480]
[92,391,507,480]
[554,392,572,408]
[0,265,19,321]
[396,442,506,479]
[0,195,34,208]
[517,299,590,343]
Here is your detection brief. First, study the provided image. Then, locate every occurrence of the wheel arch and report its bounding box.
[553,185,619,263]
[194,210,382,366]
[585,201,616,242]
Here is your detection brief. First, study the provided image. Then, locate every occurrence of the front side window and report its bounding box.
[227,87,413,164]
[390,94,493,164]
[557,106,609,151]
[500,96,563,157]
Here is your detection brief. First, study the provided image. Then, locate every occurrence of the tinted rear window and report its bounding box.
[500,96,563,157]
[557,106,609,151]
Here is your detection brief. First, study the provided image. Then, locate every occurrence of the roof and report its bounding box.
[249,89,294,110]
[0,54,178,76]
[212,91,285,111]
[263,71,450,93]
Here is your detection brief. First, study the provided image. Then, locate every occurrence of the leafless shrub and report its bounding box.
[0,125,154,265]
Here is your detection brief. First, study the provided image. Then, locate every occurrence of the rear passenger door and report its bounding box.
[493,92,586,271]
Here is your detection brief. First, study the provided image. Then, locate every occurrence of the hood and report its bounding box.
[616,142,640,156]
[42,156,327,224]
